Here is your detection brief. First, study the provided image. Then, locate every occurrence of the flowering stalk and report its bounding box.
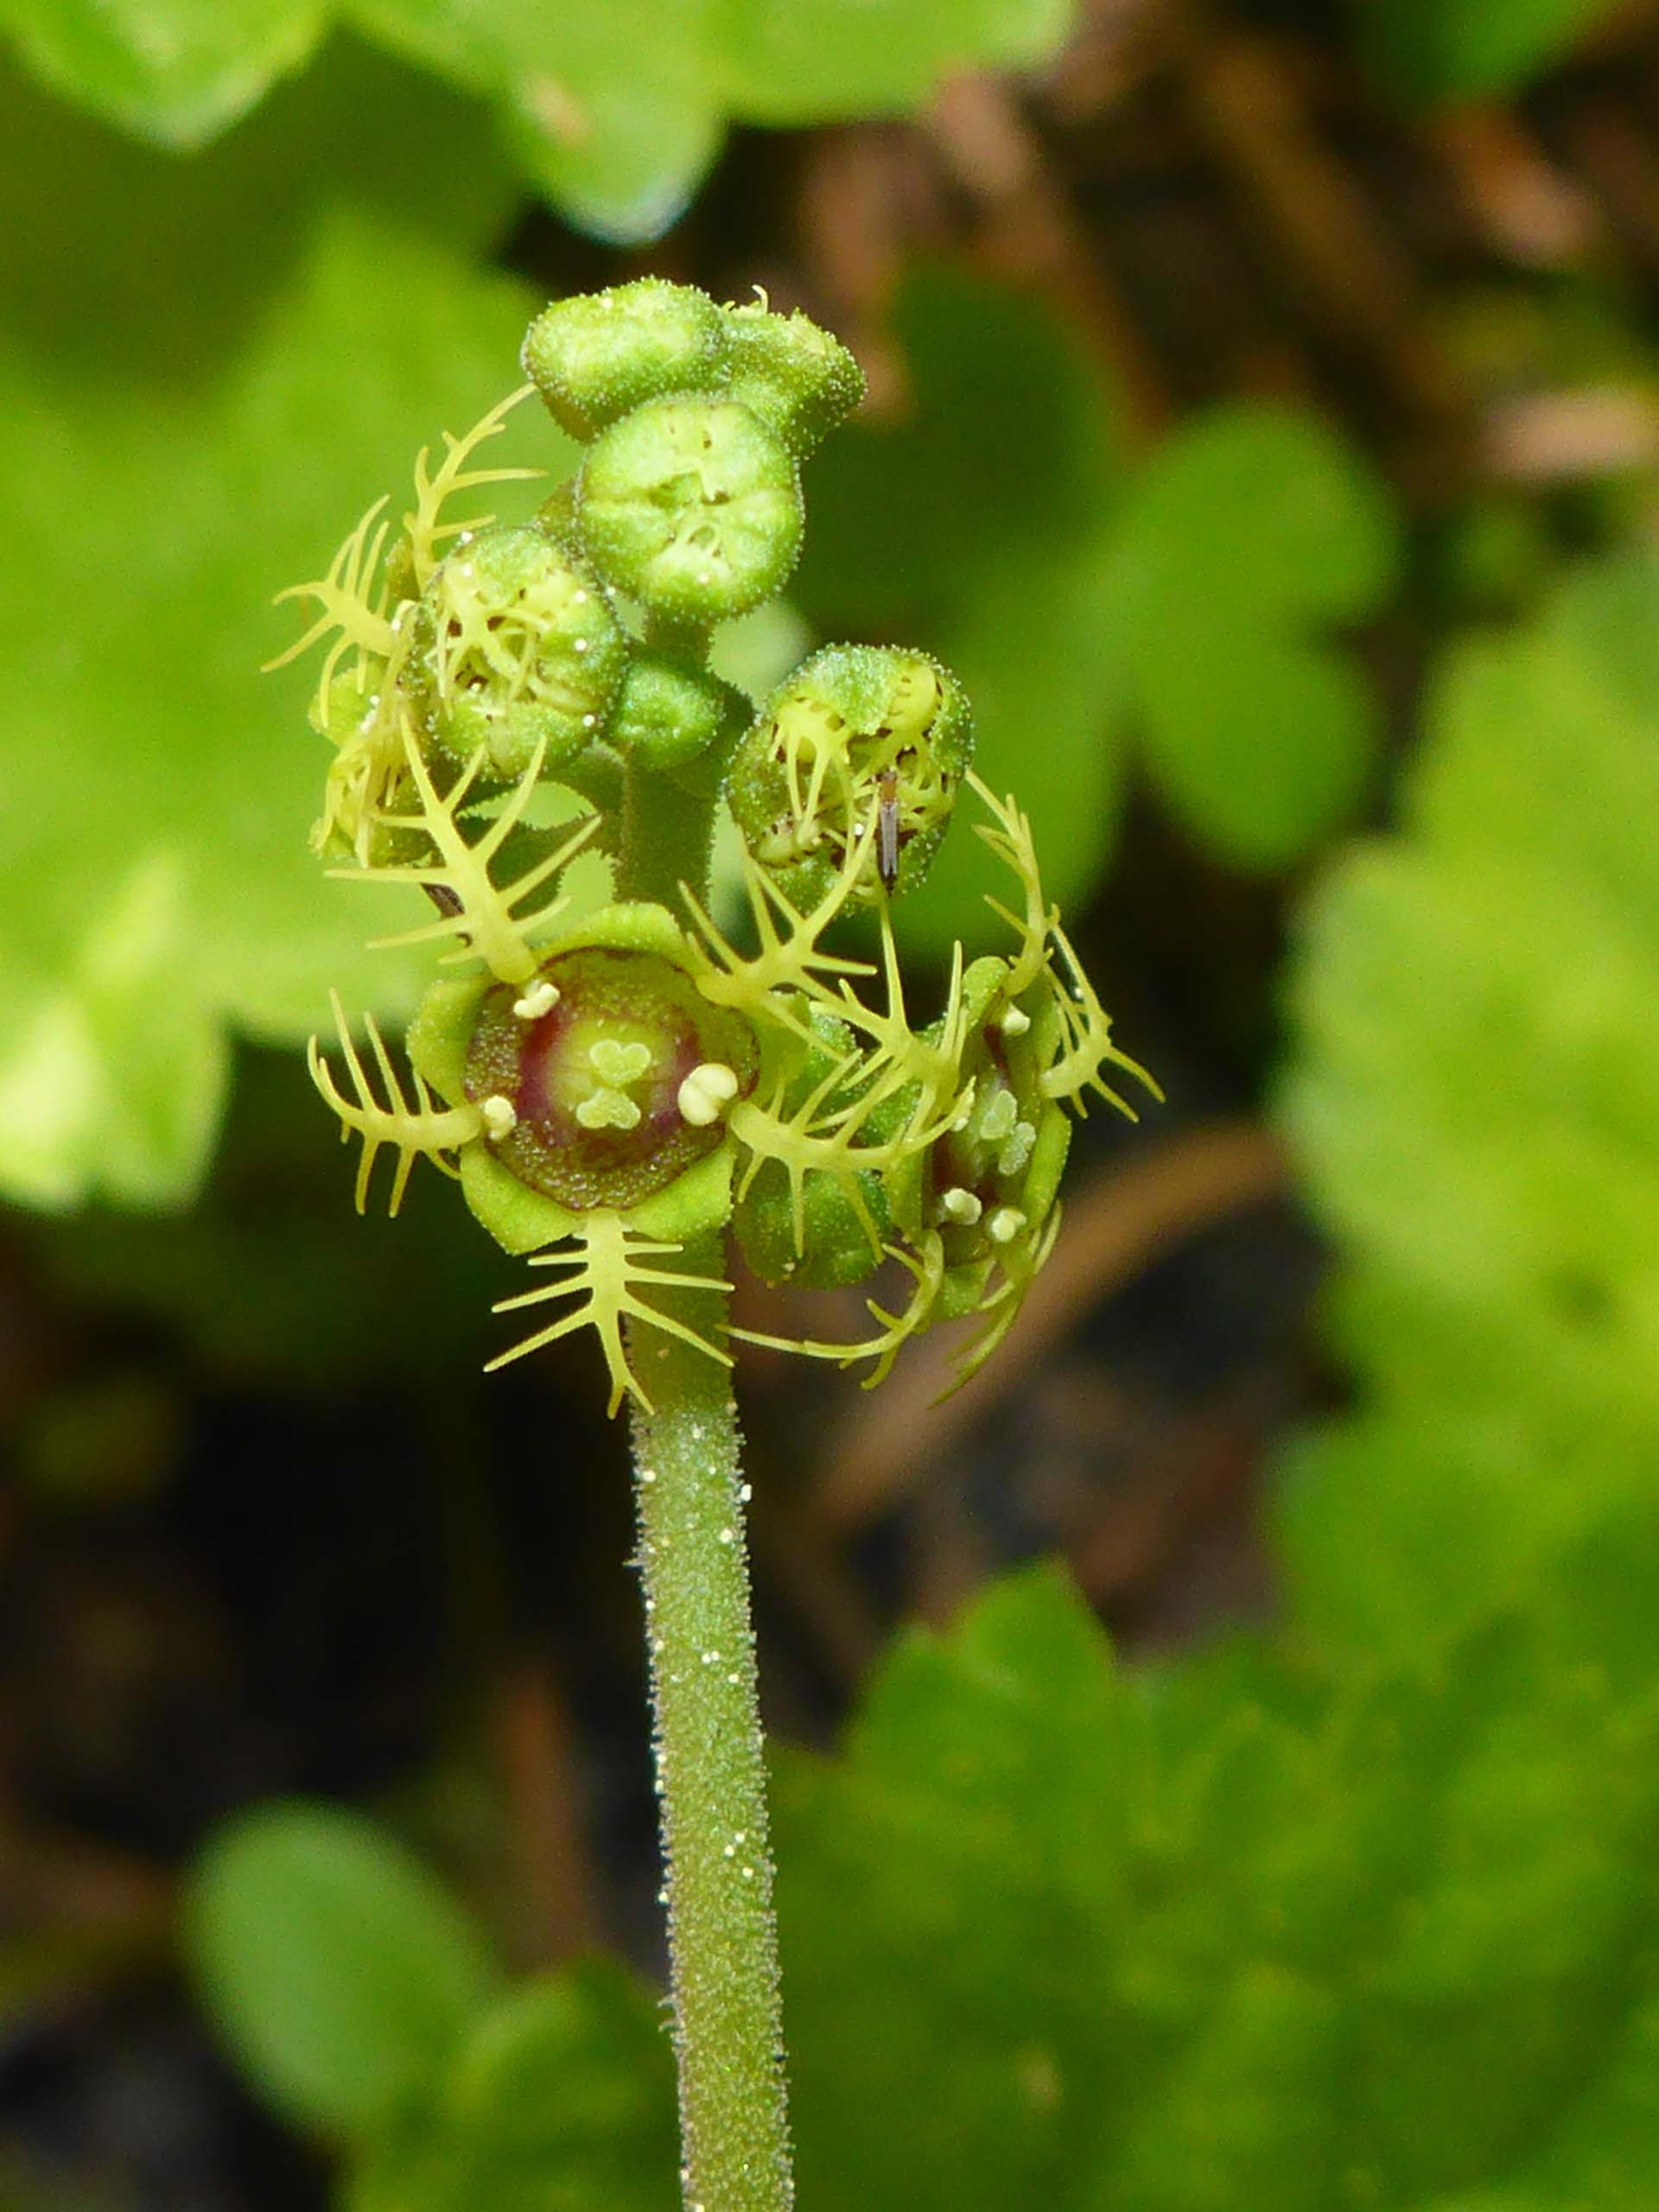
[271,276,1157,2210]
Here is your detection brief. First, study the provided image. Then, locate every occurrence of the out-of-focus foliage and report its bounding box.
[188,1803,503,2133]
[800,269,1400,955]
[346,1967,679,2212]
[1106,405,1398,870]
[194,551,1659,2202]
[1277,555,1659,1662]
[0,48,553,1211]
[0,0,1075,240]
[1356,0,1627,101]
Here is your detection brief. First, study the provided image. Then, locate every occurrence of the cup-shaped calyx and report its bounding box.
[728,644,974,909]
[404,522,629,779]
[466,944,757,1214]
[576,396,804,626]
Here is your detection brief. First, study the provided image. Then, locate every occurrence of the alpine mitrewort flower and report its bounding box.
[272,279,1157,1414]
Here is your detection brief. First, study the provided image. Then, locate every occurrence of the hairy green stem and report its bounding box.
[620,761,795,2209]
[628,1261,793,2212]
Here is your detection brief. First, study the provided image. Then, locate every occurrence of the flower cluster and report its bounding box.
[273,281,1156,1414]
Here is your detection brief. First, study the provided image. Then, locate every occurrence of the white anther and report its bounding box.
[987,1205,1027,1246]
[574,637,589,654]
[938,1186,982,1227]
[582,711,597,728]
[980,1090,1018,1142]
[573,588,588,606]
[997,1120,1037,1179]
[677,1061,741,1128]
[512,978,560,1020]
[1000,1003,1032,1038]
[480,1093,518,1139]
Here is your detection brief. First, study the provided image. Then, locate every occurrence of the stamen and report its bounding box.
[678,1062,741,1128]
[987,1205,1027,1246]
[1000,1002,1032,1038]
[481,1093,518,1139]
[938,1186,983,1227]
[513,978,561,1020]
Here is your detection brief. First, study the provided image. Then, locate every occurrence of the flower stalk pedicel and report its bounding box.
[271,278,1157,2211]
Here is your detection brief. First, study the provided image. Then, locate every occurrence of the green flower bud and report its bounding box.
[609,656,734,772]
[719,301,865,459]
[403,523,629,780]
[727,644,973,911]
[734,1010,892,1288]
[522,279,728,442]
[576,396,804,626]
[463,935,756,1215]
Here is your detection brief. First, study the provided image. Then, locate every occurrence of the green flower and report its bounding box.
[277,288,1155,1417]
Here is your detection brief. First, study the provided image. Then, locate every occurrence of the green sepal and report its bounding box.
[461,1146,579,1255]
[407,975,492,1105]
[938,1256,995,1320]
[458,1130,734,1259]
[537,898,692,965]
[521,279,728,442]
[719,301,866,459]
[625,1140,736,1242]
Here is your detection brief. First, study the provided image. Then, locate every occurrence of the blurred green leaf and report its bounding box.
[0,48,563,1210]
[721,0,1072,123]
[4,0,1081,243]
[796,265,1134,957]
[1,0,326,144]
[346,1962,679,2212]
[187,1802,502,2136]
[1276,554,1659,1659]
[36,1046,507,1388]
[349,0,721,243]
[1107,405,1401,870]
[1357,0,1625,101]
[197,1554,1659,2206]
[798,270,1400,954]
[771,1560,1659,2210]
